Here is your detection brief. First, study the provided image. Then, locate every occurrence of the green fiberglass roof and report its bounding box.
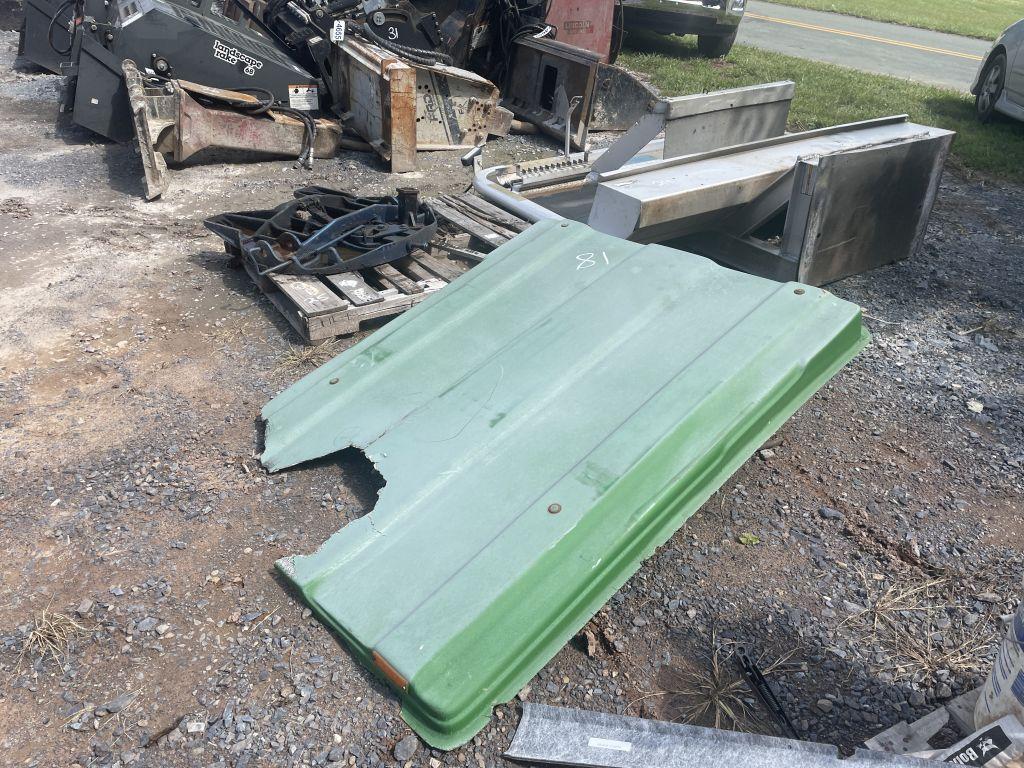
[263,220,869,748]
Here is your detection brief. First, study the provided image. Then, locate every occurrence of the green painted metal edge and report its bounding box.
[264,220,869,750]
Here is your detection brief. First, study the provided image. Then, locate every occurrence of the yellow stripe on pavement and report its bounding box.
[745,12,984,61]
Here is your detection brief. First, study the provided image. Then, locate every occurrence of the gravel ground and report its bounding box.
[1,26,1023,768]
[0,0,20,31]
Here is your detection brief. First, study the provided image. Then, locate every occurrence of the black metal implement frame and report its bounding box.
[204,186,438,277]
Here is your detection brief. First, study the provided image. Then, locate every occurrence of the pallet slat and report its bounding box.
[430,199,509,251]
[416,252,463,282]
[326,272,384,306]
[397,257,436,283]
[376,263,424,294]
[269,273,348,317]
[440,195,522,240]
[447,194,531,233]
[243,259,313,341]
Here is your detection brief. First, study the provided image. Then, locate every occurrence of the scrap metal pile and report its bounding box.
[14,0,970,753]
[18,0,655,195]
[196,82,955,748]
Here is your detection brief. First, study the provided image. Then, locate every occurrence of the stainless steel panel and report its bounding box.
[663,80,794,158]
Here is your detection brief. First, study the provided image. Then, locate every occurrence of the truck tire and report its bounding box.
[697,30,737,57]
[975,51,1006,124]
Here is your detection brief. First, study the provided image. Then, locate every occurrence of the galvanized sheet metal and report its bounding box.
[263,220,869,749]
[506,704,932,768]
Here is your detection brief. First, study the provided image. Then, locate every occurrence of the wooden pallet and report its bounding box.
[243,250,462,344]
[239,193,528,345]
[428,193,531,257]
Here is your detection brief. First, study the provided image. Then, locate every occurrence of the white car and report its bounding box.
[972,19,1024,123]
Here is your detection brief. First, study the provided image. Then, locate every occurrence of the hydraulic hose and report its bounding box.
[47,0,77,56]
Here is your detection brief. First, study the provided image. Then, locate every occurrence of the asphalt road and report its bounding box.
[738,1,994,91]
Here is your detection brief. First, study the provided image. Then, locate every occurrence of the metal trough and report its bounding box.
[475,90,953,285]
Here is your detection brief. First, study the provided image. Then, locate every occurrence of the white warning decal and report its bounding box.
[289,85,319,111]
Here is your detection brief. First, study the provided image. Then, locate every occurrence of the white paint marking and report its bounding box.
[587,736,632,752]
[575,251,610,270]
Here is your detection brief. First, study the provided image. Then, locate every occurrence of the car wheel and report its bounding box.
[976,52,1006,123]
[697,30,737,57]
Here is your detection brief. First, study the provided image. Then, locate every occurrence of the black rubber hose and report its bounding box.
[233,86,277,115]
[234,92,315,168]
[273,104,317,168]
[47,0,76,56]
[609,0,625,64]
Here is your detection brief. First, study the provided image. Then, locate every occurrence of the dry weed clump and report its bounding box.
[630,633,796,731]
[847,573,995,685]
[18,608,92,672]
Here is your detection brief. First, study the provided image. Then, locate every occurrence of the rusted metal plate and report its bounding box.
[543,0,617,61]
[123,61,345,199]
[330,38,511,172]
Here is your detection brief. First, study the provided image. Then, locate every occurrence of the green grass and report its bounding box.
[759,0,1023,41]
[619,33,1024,182]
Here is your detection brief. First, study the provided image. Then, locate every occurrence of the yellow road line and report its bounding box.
[745,11,984,61]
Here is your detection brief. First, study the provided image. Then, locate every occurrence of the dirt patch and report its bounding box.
[1,26,1023,768]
